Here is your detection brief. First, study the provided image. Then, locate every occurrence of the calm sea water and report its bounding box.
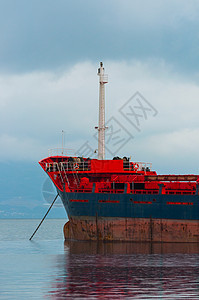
[1,219,199,299]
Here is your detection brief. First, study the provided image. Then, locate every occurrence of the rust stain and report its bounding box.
[63,217,199,242]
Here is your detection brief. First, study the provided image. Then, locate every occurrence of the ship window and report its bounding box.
[111,183,124,190]
[70,199,89,203]
[99,200,120,203]
[167,202,193,205]
[133,183,145,190]
[133,200,152,204]
[129,198,152,204]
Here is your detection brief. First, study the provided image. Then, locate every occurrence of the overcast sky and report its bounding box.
[1,0,199,174]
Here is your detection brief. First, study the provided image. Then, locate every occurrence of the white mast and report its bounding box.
[97,62,108,160]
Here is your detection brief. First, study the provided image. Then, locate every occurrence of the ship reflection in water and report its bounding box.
[48,242,199,299]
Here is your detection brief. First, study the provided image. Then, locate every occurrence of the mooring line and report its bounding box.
[29,194,59,240]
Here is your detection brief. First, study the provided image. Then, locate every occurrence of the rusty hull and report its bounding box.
[63,217,199,242]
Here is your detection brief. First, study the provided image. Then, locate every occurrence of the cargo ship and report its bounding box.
[39,62,199,242]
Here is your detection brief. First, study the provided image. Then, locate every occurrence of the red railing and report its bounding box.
[68,186,196,195]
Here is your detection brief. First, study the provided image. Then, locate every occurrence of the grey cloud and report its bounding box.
[0,1,199,73]
[1,60,199,167]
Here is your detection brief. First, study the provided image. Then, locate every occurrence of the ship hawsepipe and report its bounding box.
[39,155,199,242]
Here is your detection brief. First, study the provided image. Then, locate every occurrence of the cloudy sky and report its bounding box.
[1,0,199,217]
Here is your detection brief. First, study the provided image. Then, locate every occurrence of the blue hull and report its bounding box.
[59,191,199,220]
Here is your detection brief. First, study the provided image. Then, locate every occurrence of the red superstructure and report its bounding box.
[39,155,199,196]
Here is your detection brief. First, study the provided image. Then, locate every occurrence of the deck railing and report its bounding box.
[68,187,195,195]
[46,161,91,172]
[123,161,152,171]
[46,161,152,172]
[48,148,75,157]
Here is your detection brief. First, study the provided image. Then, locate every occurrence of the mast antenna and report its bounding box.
[96,62,108,160]
[61,130,65,155]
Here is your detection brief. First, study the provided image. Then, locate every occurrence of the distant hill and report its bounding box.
[0,161,67,219]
